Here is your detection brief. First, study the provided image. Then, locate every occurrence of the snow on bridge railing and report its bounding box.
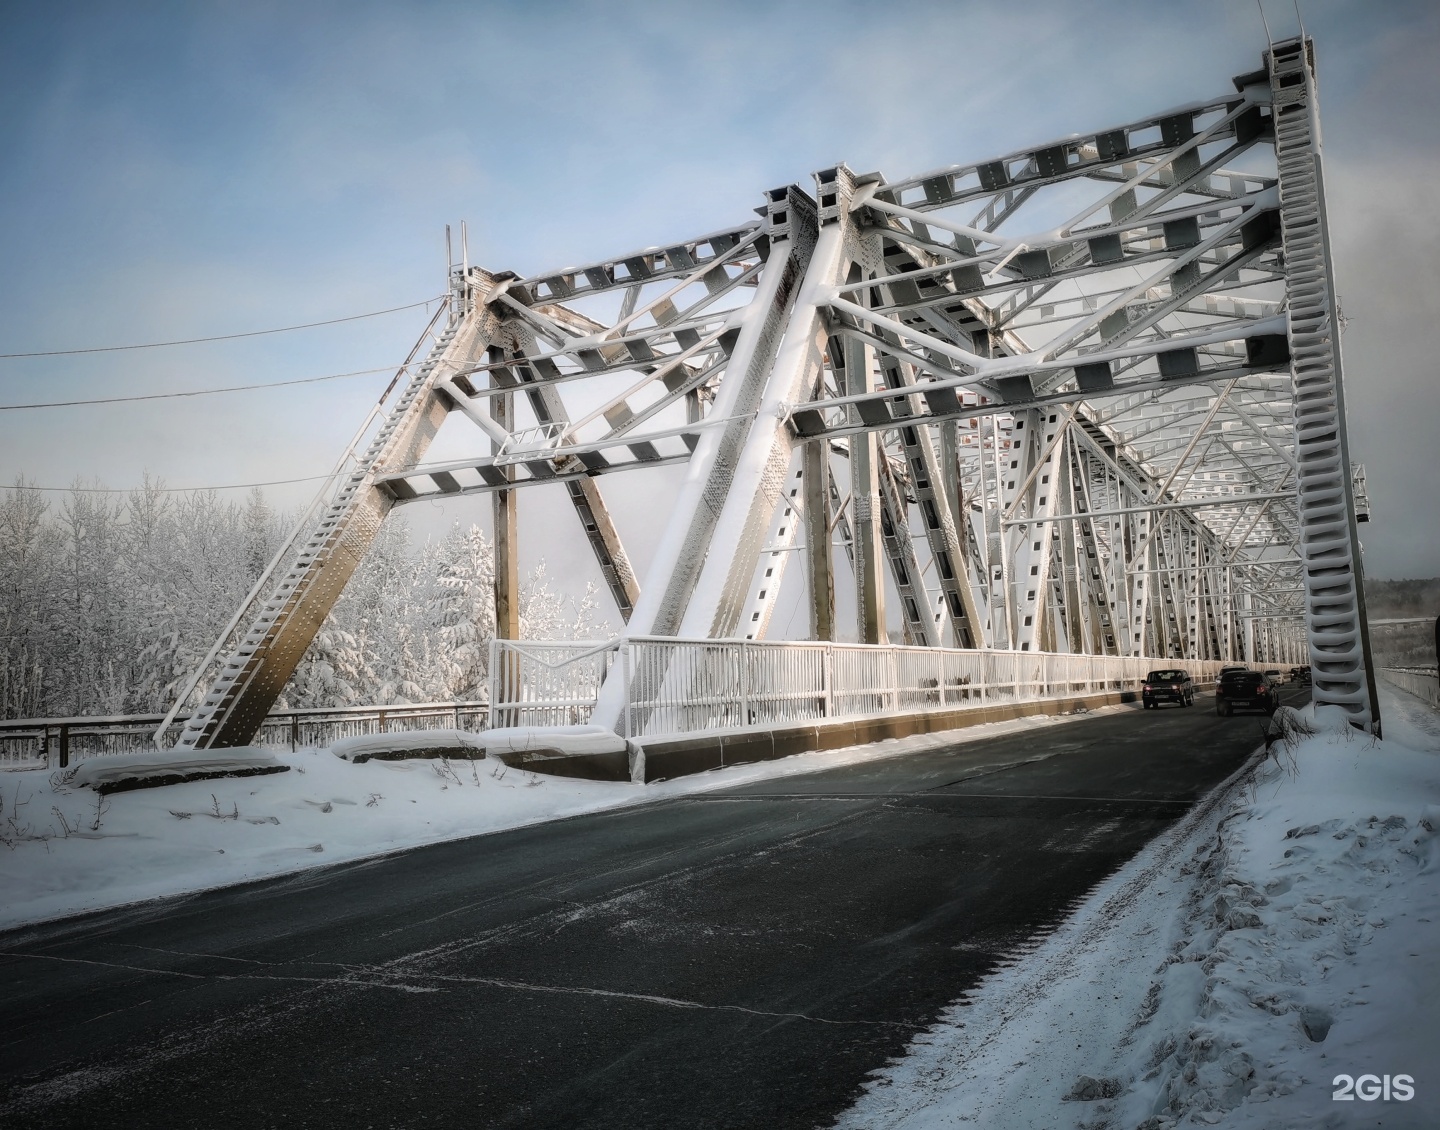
[1380,667,1440,709]
[0,700,490,771]
[486,639,621,730]
[489,637,1231,740]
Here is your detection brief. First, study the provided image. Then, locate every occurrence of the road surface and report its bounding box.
[0,688,1306,1128]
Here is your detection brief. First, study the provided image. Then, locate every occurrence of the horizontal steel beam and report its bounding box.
[510,223,764,301]
[789,355,1289,442]
[999,490,1295,526]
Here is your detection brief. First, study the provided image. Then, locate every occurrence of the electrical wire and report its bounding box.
[0,296,445,359]
[4,475,335,494]
[0,364,404,411]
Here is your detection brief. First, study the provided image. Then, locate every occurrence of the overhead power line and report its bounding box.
[4,475,335,495]
[0,296,445,359]
[0,364,403,411]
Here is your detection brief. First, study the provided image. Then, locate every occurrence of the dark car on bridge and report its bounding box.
[1215,670,1279,715]
[1143,669,1194,709]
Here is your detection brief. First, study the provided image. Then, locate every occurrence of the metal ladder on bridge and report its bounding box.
[166,309,464,750]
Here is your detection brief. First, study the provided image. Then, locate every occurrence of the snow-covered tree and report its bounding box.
[435,522,496,700]
[0,479,63,719]
[0,477,607,717]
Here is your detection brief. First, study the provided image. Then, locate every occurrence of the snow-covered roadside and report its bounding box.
[0,704,1120,932]
[839,684,1440,1130]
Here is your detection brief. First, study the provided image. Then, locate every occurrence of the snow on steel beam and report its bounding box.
[677,183,838,638]
[621,185,821,641]
[1268,36,1381,730]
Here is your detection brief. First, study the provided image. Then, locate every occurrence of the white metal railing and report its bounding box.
[3,640,1245,771]
[1380,667,1439,709]
[490,636,1229,740]
[1,700,489,771]
[486,639,620,730]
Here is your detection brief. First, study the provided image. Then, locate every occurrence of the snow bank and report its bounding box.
[1,744,631,931]
[481,724,627,757]
[840,686,1440,1130]
[1101,700,1440,1129]
[330,729,487,762]
[330,725,625,763]
[59,747,287,794]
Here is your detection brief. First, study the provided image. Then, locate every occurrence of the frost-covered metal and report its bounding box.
[171,36,1375,748]
[164,297,501,750]
[491,636,1230,738]
[1268,39,1380,728]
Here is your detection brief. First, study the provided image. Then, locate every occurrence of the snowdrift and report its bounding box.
[330,725,627,764]
[59,747,288,794]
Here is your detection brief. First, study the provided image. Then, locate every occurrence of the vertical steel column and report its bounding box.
[849,347,887,645]
[1072,449,1115,654]
[940,421,964,540]
[986,416,1013,648]
[1270,37,1380,730]
[492,390,520,642]
[876,452,936,646]
[1003,409,1065,653]
[491,388,520,728]
[1188,527,1203,659]
[803,440,834,640]
[1057,442,1087,653]
[875,357,982,646]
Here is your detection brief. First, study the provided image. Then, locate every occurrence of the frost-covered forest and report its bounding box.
[0,479,606,720]
[1364,578,1440,667]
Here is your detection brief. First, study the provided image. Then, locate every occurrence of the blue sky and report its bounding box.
[1,0,1437,587]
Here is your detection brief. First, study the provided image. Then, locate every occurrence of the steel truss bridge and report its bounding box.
[161,37,1381,751]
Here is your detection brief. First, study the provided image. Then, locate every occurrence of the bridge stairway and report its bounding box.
[173,313,469,750]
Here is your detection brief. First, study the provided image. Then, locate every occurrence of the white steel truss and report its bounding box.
[167,36,1378,750]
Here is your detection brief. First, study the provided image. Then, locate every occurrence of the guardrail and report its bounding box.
[490,637,1230,739]
[3,640,1252,772]
[0,700,490,771]
[1380,667,1440,709]
[487,640,618,730]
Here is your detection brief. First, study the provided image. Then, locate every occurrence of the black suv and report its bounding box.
[1215,670,1279,715]
[1143,669,1194,708]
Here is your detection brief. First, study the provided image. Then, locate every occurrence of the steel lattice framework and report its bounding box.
[165,37,1380,750]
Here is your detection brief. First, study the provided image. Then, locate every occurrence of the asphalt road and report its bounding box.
[0,687,1308,1129]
